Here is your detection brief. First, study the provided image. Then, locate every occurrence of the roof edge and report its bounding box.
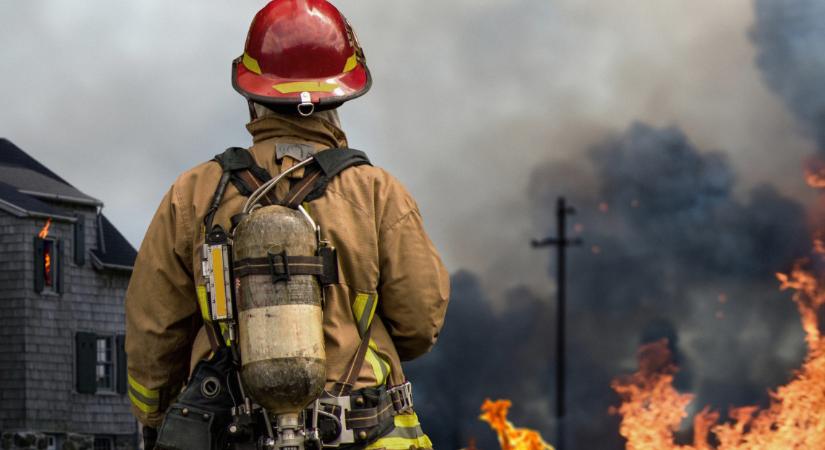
[90,251,134,272]
[0,197,77,222]
[19,189,103,207]
[0,198,28,217]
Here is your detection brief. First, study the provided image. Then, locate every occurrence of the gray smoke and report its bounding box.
[407,123,810,449]
[1,2,822,449]
[751,0,825,151]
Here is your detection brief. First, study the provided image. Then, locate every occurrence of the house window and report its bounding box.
[34,236,62,294]
[76,332,127,395]
[43,238,56,289]
[93,436,113,450]
[96,336,114,391]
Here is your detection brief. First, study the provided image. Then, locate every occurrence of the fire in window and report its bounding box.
[34,218,62,294]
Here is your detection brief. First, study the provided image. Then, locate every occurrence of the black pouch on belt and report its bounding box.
[156,348,236,450]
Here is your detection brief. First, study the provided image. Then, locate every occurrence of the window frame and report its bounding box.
[34,235,62,295]
[93,436,114,450]
[95,335,116,393]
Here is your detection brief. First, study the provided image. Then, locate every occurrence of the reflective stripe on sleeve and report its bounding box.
[366,413,433,449]
[127,374,160,414]
[365,339,390,386]
[352,292,378,336]
[353,292,387,385]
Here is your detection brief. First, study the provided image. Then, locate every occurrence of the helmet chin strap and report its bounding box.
[247,100,258,121]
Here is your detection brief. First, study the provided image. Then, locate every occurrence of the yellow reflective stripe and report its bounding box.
[127,375,160,414]
[365,347,389,386]
[128,391,158,414]
[211,247,228,318]
[220,322,231,346]
[353,293,378,336]
[273,81,339,94]
[394,413,421,428]
[128,374,159,399]
[197,285,209,321]
[366,436,433,450]
[343,53,358,72]
[243,52,262,75]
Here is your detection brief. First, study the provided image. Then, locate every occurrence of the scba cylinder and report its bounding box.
[232,205,326,414]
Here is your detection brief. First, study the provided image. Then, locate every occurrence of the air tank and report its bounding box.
[232,205,326,414]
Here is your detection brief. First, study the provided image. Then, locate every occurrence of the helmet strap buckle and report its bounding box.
[297,91,315,117]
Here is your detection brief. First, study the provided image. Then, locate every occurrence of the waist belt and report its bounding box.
[309,381,415,448]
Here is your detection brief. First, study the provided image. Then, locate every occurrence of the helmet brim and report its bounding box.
[232,57,372,110]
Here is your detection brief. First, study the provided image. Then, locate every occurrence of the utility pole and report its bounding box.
[532,197,581,450]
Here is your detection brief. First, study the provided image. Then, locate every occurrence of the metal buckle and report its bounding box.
[314,395,355,447]
[268,249,290,284]
[388,382,414,414]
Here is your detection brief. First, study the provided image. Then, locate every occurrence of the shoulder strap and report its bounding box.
[213,147,273,193]
[313,148,371,178]
[282,148,371,209]
[205,147,279,231]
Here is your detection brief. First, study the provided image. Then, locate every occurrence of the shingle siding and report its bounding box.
[0,206,137,442]
[0,213,30,430]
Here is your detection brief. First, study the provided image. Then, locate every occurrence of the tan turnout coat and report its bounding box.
[124,112,449,448]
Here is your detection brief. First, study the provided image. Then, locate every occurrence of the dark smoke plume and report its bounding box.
[751,0,825,151]
[405,123,809,450]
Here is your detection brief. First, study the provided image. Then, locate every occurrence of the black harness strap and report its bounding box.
[213,147,273,194]
[282,148,371,208]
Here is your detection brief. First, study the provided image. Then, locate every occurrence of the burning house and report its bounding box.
[0,138,137,450]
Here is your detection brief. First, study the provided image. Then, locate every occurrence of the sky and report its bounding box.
[1,0,816,295]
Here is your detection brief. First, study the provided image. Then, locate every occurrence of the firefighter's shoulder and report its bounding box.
[165,159,225,208]
[326,163,419,228]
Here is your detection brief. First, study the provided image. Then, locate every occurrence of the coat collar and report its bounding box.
[246,110,348,151]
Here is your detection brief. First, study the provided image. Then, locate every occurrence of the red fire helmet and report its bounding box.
[232,0,371,115]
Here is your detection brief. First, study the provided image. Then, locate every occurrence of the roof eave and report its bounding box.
[89,251,134,272]
[18,189,103,207]
[0,198,77,222]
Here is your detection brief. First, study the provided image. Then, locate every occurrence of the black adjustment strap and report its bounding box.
[345,401,394,431]
[203,171,232,231]
[233,255,326,280]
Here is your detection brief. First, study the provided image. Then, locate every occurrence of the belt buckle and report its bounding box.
[317,395,355,447]
[388,381,414,414]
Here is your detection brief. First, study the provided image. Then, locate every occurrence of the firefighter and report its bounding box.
[124,1,450,448]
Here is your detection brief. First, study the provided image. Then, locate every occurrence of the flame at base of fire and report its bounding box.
[479,399,555,450]
[611,260,825,449]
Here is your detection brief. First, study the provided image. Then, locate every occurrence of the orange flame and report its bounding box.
[804,168,825,189]
[804,156,825,189]
[479,399,555,450]
[44,251,52,284]
[611,258,825,449]
[38,218,51,239]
